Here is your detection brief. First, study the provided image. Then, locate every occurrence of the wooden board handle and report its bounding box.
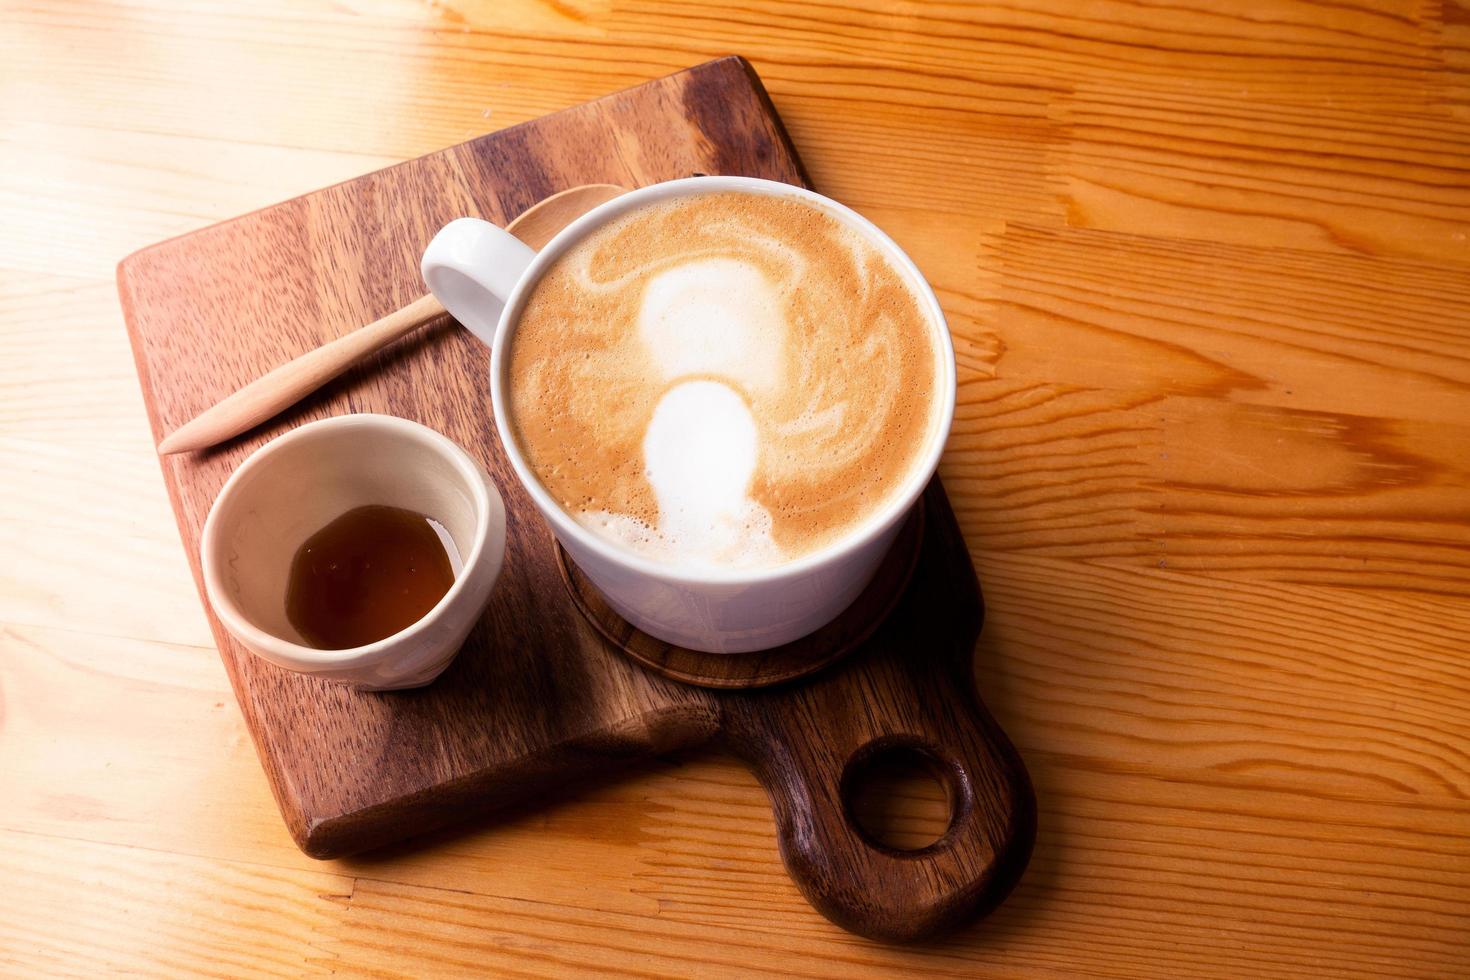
[719,488,1035,942]
[727,680,1034,943]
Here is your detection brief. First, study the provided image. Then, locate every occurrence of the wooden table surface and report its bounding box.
[3,1,1468,976]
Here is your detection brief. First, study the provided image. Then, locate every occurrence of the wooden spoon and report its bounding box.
[158,183,628,455]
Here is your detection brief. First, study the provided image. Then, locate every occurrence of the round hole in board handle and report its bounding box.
[840,736,965,853]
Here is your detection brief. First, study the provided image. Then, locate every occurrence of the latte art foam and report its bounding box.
[508,191,939,569]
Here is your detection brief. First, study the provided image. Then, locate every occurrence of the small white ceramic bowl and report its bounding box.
[201,414,506,690]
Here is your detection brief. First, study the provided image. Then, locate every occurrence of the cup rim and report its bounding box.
[488,175,957,587]
[200,413,496,667]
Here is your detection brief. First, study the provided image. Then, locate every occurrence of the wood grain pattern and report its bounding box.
[4,0,1470,974]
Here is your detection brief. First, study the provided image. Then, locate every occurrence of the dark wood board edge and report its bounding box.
[726,55,813,188]
[304,703,722,858]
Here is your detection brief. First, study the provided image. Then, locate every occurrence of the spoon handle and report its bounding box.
[158,184,627,456]
[156,293,446,455]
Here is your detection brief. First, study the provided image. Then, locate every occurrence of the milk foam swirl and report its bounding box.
[508,192,938,568]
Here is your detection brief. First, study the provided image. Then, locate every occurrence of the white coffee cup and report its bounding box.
[422,176,955,653]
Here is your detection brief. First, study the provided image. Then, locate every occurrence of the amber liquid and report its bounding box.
[285,505,458,650]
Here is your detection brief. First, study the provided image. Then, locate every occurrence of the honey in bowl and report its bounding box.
[286,504,459,650]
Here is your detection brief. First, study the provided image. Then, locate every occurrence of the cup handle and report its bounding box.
[421,217,538,348]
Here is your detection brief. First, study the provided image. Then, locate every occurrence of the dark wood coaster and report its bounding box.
[557,503,926,689]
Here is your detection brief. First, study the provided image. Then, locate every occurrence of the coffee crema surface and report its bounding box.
[507,191,939,569]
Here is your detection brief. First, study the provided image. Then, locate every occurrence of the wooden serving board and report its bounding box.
[117,57,1033,942]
